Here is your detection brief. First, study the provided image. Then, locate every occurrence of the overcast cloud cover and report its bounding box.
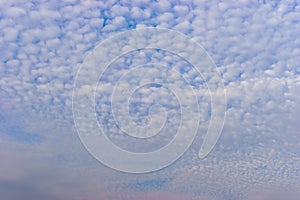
[0,0,299,199]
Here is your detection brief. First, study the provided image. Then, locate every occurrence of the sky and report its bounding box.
[0,0,300,199]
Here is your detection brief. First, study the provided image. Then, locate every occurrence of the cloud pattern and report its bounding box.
[0,0,299,199]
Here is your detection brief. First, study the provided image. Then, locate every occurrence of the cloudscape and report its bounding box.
[0,0,299,199]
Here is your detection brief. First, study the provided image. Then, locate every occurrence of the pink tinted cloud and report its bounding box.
[105,190,220,200]
[246,190,300,200]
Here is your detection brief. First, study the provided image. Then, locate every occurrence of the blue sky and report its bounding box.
[0,0,299,199]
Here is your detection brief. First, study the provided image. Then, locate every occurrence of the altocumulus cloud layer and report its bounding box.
[0,0,299,200]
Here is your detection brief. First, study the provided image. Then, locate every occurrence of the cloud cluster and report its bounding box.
[0,0,299,199]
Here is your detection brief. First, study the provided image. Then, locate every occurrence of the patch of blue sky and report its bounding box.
[127,178,168,191]
[2,123,43,143]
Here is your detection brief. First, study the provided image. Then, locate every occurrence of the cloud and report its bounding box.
[0,0,299,199]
